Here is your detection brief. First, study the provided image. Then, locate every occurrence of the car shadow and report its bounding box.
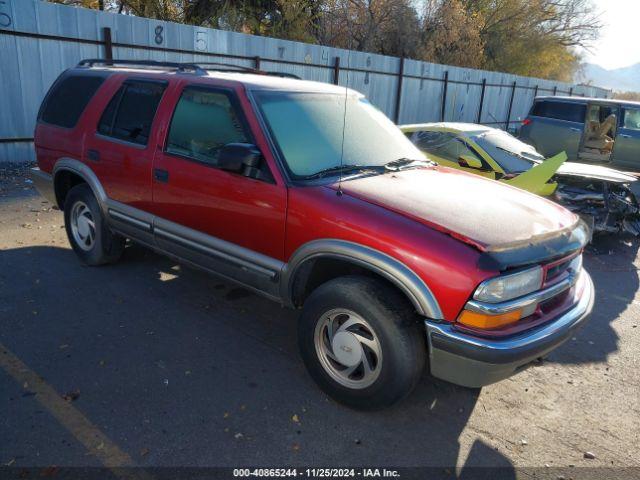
[0,244,515,473]
[547,233,639,365]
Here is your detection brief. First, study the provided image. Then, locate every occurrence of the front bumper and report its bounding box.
[29,167,56,205]
[424,270,594,387]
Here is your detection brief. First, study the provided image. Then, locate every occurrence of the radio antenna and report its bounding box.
[337,1,352,196]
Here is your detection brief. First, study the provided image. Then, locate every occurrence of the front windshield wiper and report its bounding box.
[305,164,382,180]
[305,157,434,180]
[384,157,435,171]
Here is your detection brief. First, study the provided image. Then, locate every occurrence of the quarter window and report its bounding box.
[530,100,586,123]
[97,80,166,146]
[165,87,249,165]
[39,74,106,128]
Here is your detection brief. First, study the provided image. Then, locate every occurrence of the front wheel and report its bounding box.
[298,276,427,410]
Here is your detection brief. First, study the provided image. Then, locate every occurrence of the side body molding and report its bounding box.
[281,239,443,319]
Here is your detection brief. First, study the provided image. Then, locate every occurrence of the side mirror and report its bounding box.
[218,143,263,173]
[458,154,484,169]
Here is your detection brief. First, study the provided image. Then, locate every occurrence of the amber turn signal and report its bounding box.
[457,309,523,330]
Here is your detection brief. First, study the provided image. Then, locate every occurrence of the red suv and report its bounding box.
[31,59,594,409]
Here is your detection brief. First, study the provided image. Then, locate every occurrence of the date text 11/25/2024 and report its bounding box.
[233,468,401,478]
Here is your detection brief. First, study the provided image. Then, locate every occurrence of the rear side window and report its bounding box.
[530,101,586,123]
[97,80,166,146]
[165,86,249,165]
[39,74,105,128]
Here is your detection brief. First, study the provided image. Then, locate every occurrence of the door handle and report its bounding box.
[87,149,100,162]
[154,168,169,183]
[569,128,582,133]
[619,134,632,139]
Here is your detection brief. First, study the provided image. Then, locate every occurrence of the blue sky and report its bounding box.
[582,0,640,69]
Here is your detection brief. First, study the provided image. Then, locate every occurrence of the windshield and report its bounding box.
[472,130,544,174]
[254,92,423,179]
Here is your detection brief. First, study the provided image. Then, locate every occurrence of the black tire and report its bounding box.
[298,275,427,410]
[63,183,125,265]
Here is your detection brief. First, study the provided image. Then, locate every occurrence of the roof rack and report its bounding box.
[77,58,301,79]
[77,59,206,74]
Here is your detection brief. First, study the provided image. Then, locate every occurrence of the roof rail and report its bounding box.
[77,59,206,75]
[265,71,301,79]
[196,62,256,72]
[77,58,302,80]
[192,62,301,79]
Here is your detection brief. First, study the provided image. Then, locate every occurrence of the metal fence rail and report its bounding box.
[0,0,610,164]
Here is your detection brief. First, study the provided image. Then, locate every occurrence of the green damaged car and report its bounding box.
[401,122,640,236]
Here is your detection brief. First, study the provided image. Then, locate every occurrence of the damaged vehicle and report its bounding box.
[402,122,640,236]
[32,60,593,409]
[554,164,640,236]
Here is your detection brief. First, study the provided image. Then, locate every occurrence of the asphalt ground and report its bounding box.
[1,166,639,478]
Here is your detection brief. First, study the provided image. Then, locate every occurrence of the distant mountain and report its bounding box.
[576,63,640,93]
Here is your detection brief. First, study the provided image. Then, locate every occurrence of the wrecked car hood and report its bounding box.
[554,162,638,183]
[335,166,579,253]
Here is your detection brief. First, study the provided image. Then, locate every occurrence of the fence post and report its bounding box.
[505,80,517,130]
[254,56,261,71]
[332,56,340,85]
[102,27,112,60]
[394,57,405,124]
[441,71,449,121]
[477,78,486,124]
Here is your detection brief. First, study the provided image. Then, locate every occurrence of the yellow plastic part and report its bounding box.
[503,151,568,196]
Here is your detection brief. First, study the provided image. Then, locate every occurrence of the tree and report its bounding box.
[316,0,421,57]
[615,91,640,101]
[461,0,601,80]
[418,0,485,68]
[115,0,181,20]
[48,0,106,10]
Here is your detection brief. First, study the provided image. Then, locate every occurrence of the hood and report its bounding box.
[555,162,638,183]
[335,166,579,253]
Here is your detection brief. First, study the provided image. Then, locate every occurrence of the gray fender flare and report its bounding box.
[52,158,108,215]
[280,239,443,319]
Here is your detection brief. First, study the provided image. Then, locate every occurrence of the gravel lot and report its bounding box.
[1,167,639,477]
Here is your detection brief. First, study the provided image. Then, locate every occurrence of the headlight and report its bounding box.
[473,266,543,303]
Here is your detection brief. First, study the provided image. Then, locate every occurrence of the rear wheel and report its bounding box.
[64,183,125,265]
[298,276,426,410]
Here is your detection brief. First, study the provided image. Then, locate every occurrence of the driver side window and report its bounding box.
[165,86,249,166]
